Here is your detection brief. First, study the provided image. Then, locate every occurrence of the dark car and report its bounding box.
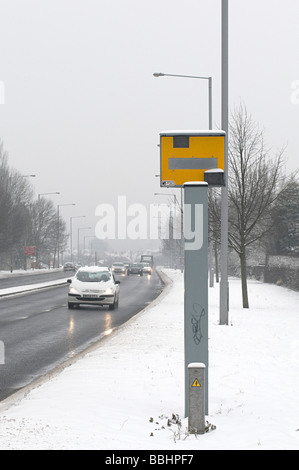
[63,262,76,272]
[127,263,143,276]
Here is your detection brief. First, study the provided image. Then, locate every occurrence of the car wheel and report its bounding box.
[68,302,75,309]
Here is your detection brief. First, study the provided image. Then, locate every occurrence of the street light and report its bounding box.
[38,192,60,199]
[57,203,76,267]
[153,72,212,130]
[83,236,96,263]
[84,235,96,251]
[70,216,86,262]
[77,227,92,263]
[154,10,229,321]
[154,71,214,274]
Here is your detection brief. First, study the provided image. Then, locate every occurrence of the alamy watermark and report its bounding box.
[291,80,299,104]
[95,196,204,251]
[0,341,4,365]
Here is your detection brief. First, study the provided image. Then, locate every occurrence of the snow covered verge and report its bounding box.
[0,278,69,297]
[0,268,62,279]
[0,268,69,297]
[0,269,298,450]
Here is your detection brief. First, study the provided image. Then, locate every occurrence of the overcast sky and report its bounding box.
[0,0,298,252]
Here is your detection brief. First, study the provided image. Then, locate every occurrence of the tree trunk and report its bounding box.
[239,250,249,308]
[10,250,13,273]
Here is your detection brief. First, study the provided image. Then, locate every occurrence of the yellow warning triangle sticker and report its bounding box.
[192,379,201,387]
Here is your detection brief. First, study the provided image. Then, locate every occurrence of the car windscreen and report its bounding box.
[76,271,111,282]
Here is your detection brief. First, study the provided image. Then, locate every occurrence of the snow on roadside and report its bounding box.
[0,268,62,279]
[0,269,298,450]
[0,278,69,297]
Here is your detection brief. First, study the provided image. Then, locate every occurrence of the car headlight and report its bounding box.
[69,286,80,295]
[103,287,114,295]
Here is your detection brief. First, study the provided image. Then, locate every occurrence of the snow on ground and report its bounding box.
[0,268,61,278]
[0,269,298,450]
[0,268,69,296]
[0,279,70,297]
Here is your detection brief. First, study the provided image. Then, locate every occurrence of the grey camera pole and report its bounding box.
[184,182,209,416]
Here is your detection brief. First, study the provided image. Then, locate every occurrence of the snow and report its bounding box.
[160,130,226,136]
[0,268,69,297]
[0,278,70,297]
[0,269,298,450]
[0,268,61,278]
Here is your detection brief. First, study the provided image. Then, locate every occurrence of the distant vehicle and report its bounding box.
[141,262,152,275]
[38,262,49,269]
[67,266,120,310]
[140,255,154,267]
[63,262,76,272]
[127,263,143,276]
[111,262,127,275]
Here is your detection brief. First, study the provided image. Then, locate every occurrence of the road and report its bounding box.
[0,270,163,401]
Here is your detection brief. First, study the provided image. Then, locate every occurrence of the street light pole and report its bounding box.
[70,216,86,263]
[77,227,92,263]
[57,203,75,268]
[153,72,214,278]
[153,72,212,131]
[83,236,96,263]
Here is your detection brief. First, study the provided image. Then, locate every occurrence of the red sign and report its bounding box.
[24,246,36,256]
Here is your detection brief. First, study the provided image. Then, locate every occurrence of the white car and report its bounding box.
[141,262,152,275]
[67,266,120,310]
[111,262,127,275]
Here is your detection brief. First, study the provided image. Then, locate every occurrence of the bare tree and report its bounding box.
[228,104,295,308]
[0,140,70,270]
[28,197,60,266]
[0,144,11,257]
[0,143,34,270]
[267,180,299,255]
[208,189,221,283]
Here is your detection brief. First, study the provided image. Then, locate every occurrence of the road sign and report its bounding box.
[24,246,36,256]
[160,130,226,187]
[188,363,206,434]
[192,379,201,387]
